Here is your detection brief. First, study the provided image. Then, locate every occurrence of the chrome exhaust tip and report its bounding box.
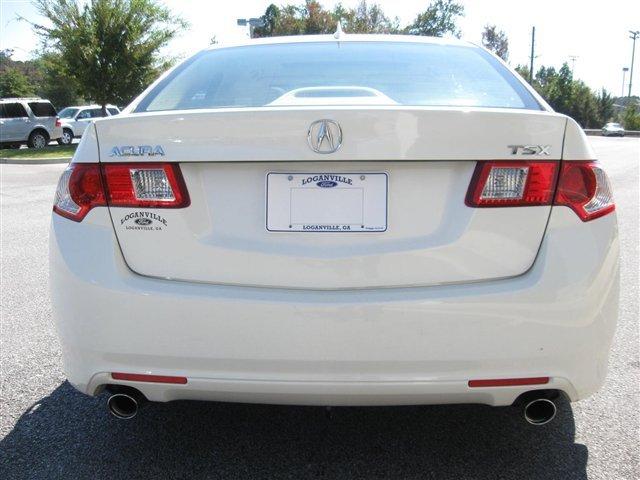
[523,398,557,425]
[107,393,140,419]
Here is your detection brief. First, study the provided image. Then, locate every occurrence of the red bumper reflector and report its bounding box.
[111,372,188,384]
[468,377,549,388]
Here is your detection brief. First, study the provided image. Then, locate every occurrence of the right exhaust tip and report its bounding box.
[523,398,557,425]
[107,393,139,419]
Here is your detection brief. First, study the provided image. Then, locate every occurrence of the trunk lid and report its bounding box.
[96,107,566,289]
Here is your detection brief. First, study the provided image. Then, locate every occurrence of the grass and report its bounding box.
[0,144,76,160]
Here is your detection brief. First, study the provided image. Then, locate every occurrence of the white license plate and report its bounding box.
[266,173,388,232]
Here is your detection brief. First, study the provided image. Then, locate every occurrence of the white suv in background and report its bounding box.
[57,105,120,145]
[0,98,62,148]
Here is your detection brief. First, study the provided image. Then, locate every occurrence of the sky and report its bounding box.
[1,0,639,96]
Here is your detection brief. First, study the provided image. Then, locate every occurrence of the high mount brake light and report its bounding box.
[53,163,190,222]
[466,160,615,222]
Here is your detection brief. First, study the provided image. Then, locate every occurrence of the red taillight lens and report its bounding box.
[53,164,106,221]
[55,117,61,127]
[554,161,615,221]
[466,160,615,222]
[53,162,190,222]
[465,161,558,207]
[102,163,190,208]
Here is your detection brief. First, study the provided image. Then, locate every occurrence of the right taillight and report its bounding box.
[554,161,615,221]
[53,162,190,222]
[466,160,615,222]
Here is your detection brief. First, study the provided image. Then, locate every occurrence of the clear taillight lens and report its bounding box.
[466,161,558,207]
[103,163,189,208]
[53,163,189,222]
[554,161,615,221]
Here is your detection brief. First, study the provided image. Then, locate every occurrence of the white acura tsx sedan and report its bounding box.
[50,35,619,425]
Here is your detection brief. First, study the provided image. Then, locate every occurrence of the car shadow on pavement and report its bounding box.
[0,381,587,480]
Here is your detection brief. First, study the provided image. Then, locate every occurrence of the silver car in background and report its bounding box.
[0,98,62,148]
[601,122,625,137]
[57,105,121,145]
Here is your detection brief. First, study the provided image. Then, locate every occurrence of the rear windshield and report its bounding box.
[136,42,540,112]
[58,107,79,118]
[28,102,57,117]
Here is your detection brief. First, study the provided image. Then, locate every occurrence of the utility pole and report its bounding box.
[629,30,639,97]
[529,26,536,84]
[622,67,629,98]
[569,55,578,75]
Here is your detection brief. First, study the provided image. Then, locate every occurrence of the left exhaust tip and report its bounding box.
[523,398,557,425]
[107,393,140,419]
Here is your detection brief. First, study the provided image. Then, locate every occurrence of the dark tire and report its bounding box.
[57,128,74,145]
[27,130,49,149]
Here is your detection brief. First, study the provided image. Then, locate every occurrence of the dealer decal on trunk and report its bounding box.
[120,212,167,231]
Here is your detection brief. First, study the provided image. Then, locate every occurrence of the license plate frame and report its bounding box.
[266,172,388,233]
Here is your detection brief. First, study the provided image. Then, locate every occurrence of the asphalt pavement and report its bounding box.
[0,137,638,480]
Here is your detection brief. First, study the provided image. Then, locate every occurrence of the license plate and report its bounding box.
[266,173,388,232]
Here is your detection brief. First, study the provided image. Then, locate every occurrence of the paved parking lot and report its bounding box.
[0,137,638,480]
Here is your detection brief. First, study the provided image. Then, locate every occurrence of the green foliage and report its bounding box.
[0,67,36,97]
[481,24,508,61]
[337,1,400,34]
[254,1,336,37]
[405,0,465,38]
[254,0,462,38]
[516,62,617,129]
[30,0,187,110]
[595,88,615,125]
[622,103,640,130]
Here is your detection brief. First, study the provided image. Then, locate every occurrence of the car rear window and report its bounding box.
[58,107,79,119]
[107,107,119,115]
[1,103,28,118]
[28,102,57,117]
[137,41,540,112]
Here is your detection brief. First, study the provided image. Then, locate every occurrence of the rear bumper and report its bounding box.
[49,207,619,406]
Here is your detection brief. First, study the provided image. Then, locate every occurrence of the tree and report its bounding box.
[34,52,84,108]
[481,24,508,61]
[595,88,615,126]
[0,68,36,97]
[405,0,465,38]
[254,2,335,37]
[253,1,401,37]
[338,1,400,34]
[621,103,640,130]
[29,0,187,113]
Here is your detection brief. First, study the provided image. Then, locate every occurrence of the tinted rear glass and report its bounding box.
[1,103,28,118]
[28,102,57,117]
[137,42,540,112]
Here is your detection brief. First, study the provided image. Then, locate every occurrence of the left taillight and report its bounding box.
[53,162,190,222]
[53,164,106,221]
[55,117,61,128]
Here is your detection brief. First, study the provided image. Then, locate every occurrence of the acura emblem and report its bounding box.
[307,119,342,154]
